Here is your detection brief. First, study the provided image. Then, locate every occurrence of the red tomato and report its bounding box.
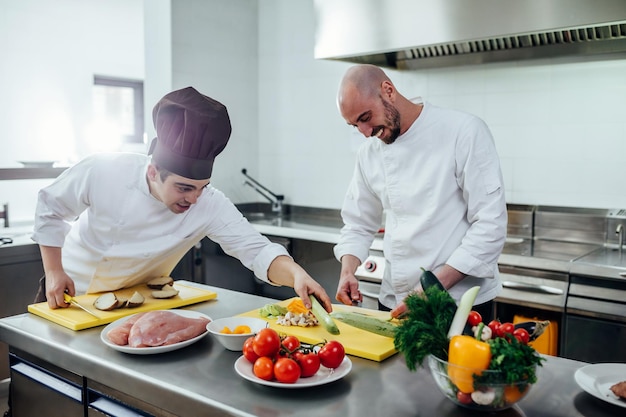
[467,311,482,327]
[297,352,321,377]
[488,319,501,336]
[253,328,281,357]
[243,336,259,364]
[318,340,345,369]
[253,356,274,381]
[281,335,301,353]
[498,322,515,337]
[513,328,530,344]
[456,391,473,405]
[274,357,301,383]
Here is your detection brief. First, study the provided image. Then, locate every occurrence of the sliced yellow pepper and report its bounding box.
[448,335,492,393]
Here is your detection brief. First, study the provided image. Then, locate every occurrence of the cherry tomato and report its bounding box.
[297,352,321,377]
[253,328,281,357]
[456,391,473,405]
[274,357,301,383]
[253,356,274,381]
[318,340,345,369]
[467,311,482,327]
[243,336,259,364]
[513,328,530,344]
[487,319,501,336]
[281,335,301,353]
[498,322,515,337]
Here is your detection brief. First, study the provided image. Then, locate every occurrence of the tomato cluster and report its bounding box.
[467,311,530,344]
[243,328,345,383]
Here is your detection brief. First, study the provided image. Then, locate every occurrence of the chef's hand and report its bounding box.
[267,255,333,312]
[336,254,362,306]
[390,301,407,319]
[45,270,76,309]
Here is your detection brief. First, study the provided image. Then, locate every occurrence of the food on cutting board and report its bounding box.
[259,303,288,317]
[107,310,210,347]
[330,311,397,338]
[146,276,174,289]
[610,381,626,400]
[93,292,120,311]
[276,311,319,327]
[151,284,180,299]
[243,328,345,383]
[125,291,145,308]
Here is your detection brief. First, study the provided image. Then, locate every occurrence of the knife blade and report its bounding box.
[63,293,101,319]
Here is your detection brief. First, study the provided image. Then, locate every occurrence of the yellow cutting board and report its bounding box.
[238,298,397,362]
[28,281,217,331]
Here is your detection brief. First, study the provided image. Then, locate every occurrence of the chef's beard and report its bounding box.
[381,99,401,144]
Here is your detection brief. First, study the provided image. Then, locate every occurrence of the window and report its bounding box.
[92,76,144,145]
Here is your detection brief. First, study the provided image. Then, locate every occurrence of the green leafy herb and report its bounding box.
[475,336,545,386]
[393,287,457,371]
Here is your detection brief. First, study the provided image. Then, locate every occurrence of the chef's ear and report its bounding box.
[147,164,158,181]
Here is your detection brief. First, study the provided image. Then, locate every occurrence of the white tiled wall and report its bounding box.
[2,0,626,227]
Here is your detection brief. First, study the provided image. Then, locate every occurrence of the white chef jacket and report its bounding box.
[32,152,288,294]
[334,101,507,308]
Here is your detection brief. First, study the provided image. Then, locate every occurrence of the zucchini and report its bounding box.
[330,311,397,338]
[309,295,340,335]
[419,267,445,292]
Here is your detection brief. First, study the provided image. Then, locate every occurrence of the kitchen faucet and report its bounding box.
[241,169,284,216]
[617,223,624,256]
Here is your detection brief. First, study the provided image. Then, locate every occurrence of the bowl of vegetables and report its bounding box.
[427,352,537,411]
[206,317,268,351]
[393,271,545,412]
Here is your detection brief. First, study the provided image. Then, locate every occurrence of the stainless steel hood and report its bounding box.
[314,0,626,69]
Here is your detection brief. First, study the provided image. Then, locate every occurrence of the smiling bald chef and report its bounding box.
[31,86,332,312]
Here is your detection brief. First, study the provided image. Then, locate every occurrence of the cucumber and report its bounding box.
[419,267,446,292]
[330,311,397,338]
[309,295,340,335]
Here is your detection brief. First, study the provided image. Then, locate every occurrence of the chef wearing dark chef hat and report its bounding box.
[31,86,332,312]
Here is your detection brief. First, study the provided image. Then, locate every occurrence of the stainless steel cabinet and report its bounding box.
[0,244,44,380]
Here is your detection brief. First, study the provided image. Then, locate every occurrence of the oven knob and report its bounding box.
[364,260,377,272]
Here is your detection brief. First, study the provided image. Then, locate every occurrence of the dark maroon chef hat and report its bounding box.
[149,86,231,180]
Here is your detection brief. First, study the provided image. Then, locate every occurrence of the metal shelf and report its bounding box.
[0,167,68,180]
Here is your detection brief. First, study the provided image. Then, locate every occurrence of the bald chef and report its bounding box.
[31,86,332,312]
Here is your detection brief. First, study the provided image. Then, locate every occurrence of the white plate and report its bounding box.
[101,310,211,355]
[234,355,352,388]
[574,363,626,408]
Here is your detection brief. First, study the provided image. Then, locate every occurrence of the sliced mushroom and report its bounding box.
[146,276,174,290]
[126,291,145,308]
[151,284,179,299]
[93,292,119,311]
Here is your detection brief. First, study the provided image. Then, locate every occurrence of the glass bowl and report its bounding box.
[427,354,536,411]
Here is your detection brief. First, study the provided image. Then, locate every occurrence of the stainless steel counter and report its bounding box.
[0,283,623,417]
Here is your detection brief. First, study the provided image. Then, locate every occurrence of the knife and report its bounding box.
[63,293,101,319]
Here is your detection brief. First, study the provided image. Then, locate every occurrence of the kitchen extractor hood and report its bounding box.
[313,0,626,69]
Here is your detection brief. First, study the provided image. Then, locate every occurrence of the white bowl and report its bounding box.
[206,317,268,351]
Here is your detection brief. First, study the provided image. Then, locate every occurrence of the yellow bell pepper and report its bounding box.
[448,335,492,393]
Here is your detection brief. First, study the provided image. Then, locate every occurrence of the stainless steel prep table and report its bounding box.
[0,283,623,417]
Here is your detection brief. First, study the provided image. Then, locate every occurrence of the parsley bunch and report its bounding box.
[476,336,545,386]
[393,287,457,371]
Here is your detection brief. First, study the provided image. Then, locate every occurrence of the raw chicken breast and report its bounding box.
[128,311,210,347]
[107,312,147,346]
